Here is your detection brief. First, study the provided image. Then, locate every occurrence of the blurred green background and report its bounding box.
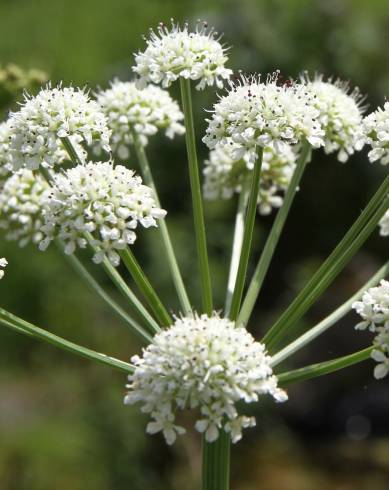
[0,0,389,488]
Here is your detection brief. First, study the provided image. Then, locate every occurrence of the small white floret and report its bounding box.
[353,279,389,379]
[363,102,389,165]
[8,84,111,170]
[133,21,232,90]
[40,160,166,266]
[96,80,185,158]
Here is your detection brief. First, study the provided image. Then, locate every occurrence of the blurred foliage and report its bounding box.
[0,0,389,489]
[0,63,48,116]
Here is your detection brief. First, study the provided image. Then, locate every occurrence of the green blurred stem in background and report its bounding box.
[0,308,134,374]
[225,179,250,316]
[132,134,192,315]
[228,148,263,321]
[277,347,373,385]
[263,174,389,352]
[238,141,311,325]
[180,78,213,315]
[59,242,153,343]
[271,260,389,367]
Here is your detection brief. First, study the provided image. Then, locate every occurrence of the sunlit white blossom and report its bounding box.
[0,170,50,247]
[96,80,185,158]
[203,74,324,164]
[40,161,166,266]
[0,121,13,178]
[302,74,365,162]
[0,258,7,279]
[8,84,111,170]
[203,143,297,215]
[363,102,389,165]
[133,21,232,90]
[125,313,287,445]
[353,279,389,379]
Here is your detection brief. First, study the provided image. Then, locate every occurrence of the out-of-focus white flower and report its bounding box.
[302,74,365,162]
[0,170,50,247]
[133,20,232,90]
[0,121,13,178]
[8,84,111,170]
[379,209,389,237]
[363,102,389,165]
[203,143,297,215]
[353,279,389,379]
[0,257,7,279]
[40,161,166,266]
[125,313,287,445]
[96,80,185,158]
[353,279,389,332]
[203,74,324,165]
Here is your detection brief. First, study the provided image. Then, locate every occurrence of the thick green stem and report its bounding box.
[277,347,373,386]
[225,180,250,316]
[83,232,160,334]
[202,431,231,490]
[180,78,213,314]
[238,141,311,325]
[119,247,172,327]
[0,308,134,374]
[60,243,152,343]
[271,261,389,366]
[263,174,389,351]
[229,148,264,321]
[132,137,192,315]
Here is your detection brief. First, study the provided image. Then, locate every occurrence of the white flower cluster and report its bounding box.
[379,209,389,237]
[303,75,365,162]
[125,313,287,445]
[363,102,389,165]
[353,279,389,379]
[0,122,13,178]
[40,161,166,266]
[0,258,7,279]
[203,74,324,164]
[96,80,185,159]
[0,170,50,247]
[8,85,111,170]
[133,21,232,90]
[203,144,296,215]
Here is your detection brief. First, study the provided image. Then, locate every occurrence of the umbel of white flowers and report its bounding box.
[125,313,287,445]
[203,73,325,165]
[203,143,297,215]
[302,74,366,162]
[40,161,166,266]
[96,80,185,159]
[0,258,7,279]
[353,279,389,379]
[133,20,233,90]
[8,84,111,170]
[363,102,389,165]
[0,170,50,247]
